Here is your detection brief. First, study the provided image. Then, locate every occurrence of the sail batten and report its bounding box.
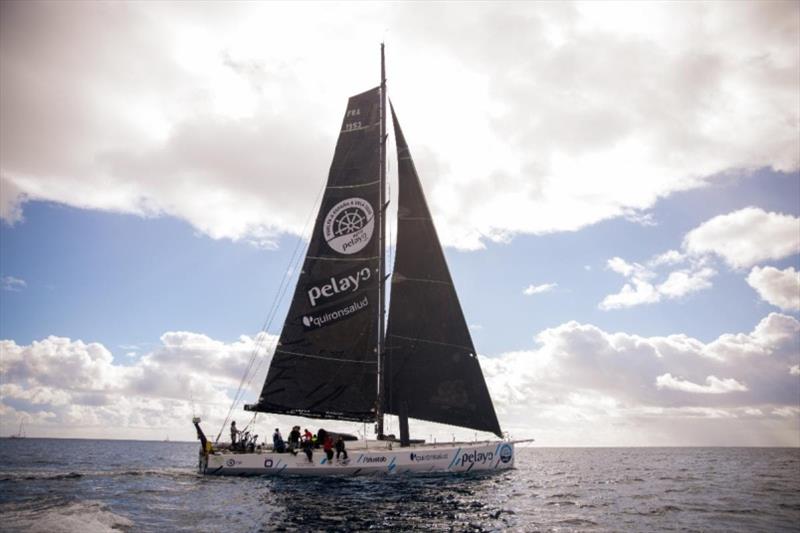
[385,104,503,438]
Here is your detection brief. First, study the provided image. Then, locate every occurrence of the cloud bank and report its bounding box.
[2,313,798,445]
[1,2,798,250]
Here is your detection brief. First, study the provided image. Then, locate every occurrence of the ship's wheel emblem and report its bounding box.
[323,197,375,255]
[334,208,366,236]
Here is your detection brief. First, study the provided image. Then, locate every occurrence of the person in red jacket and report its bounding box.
[323,434,334,462]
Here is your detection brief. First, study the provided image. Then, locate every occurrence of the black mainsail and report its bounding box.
[384,105,502,437]
[246,87,382,422]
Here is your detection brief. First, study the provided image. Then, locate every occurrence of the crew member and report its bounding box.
[323,434,334,462]
[230,421,240,448]
[302,436,314,463]
[335,435,348,461]
[272,428,285,453]
[288,426,301,455]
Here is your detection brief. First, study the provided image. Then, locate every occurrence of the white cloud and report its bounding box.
[1,275,26,291]
[603,205,799,310]
[599,279,660,310]
[648,249,685,267]
[0,331,277,440]
[684,208,800,269]
[600,256,715,309]
[657,267,716,298]
[606,257,646,278]
[1,2,798,250]
[746,266,800,311]
[655,373,748,394]
[523,282,557,296]
[2,313,799,445]
[482,312,800,445]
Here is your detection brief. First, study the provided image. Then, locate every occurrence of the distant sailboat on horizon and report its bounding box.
[9,420,25,439]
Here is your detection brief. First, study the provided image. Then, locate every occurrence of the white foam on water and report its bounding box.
[1,500,133,533]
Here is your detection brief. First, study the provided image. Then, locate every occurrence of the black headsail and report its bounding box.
[385,105,503,437]
[246,88,382,422]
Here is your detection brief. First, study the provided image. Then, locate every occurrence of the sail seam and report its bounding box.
[276,349,377,364]
[387,334,471,351]
[398,216,432,220]
[306,255,380,261]
[393,276,452,286]
[327,179,381,189]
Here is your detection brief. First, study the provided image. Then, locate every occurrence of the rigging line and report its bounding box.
[243,412,258,434]
[222,189,320,436]
[215,179,326,444]
[239,182,325,396]
[274,349,378,364]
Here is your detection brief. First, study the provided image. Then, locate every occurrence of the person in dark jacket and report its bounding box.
[335,435,348,461]
[302,437,314,463]
[272,428,285,453]
[288,426,301,455]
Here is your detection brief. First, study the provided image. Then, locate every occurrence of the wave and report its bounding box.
[638,505,683,515]
[0,500,132,533]
[0,472,83,482]
[0,467,195,482]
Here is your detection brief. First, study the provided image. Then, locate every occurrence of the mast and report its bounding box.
[376,42,387,437]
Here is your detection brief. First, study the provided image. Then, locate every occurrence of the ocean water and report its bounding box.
[0,440,797,532]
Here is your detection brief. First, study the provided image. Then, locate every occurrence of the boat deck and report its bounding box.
[219,439,503,455]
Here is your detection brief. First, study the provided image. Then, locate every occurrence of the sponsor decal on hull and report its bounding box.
[410,452,449,462]
[499,444,513,464]
[459,450,494,467]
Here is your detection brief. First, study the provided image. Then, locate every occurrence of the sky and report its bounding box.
[1,1,799,446]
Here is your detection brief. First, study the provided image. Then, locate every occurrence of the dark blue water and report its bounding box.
[0,440,797,532]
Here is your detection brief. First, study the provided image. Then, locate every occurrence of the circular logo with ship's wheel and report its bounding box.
[499,444,513,464]
[323,197,375,255]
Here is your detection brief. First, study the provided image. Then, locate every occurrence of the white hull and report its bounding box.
[201,441,515,476]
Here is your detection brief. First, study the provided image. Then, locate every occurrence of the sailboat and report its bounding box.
[9,420,25,439]
[196,46,522,476]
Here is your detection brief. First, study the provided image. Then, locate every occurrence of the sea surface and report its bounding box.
[0,439,797,532]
